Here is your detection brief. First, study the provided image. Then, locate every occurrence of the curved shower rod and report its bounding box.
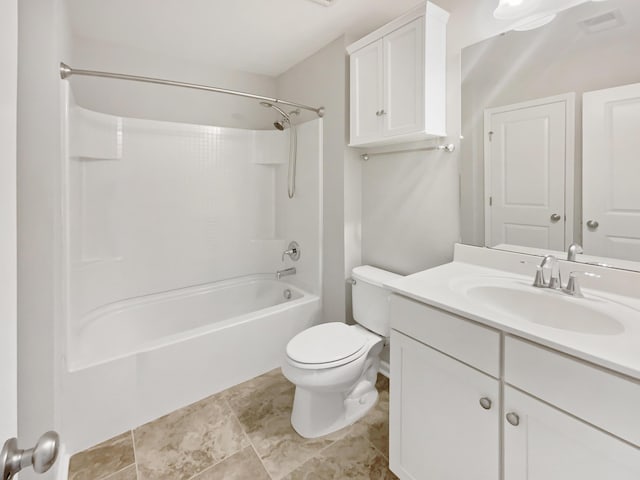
[59,62,325,118]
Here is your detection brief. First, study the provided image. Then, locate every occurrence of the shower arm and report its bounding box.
[59,63,325,118]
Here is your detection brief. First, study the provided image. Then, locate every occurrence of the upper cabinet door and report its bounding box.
[583,82,640,261]
[350,40,383,145]
[383,18,425,138]
[504,386,640,480]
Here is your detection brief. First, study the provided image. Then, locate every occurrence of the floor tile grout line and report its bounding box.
[130,429,141,480]
[100,463,136,480]
[223,397,275,480]
[367,436,389,462]
[185,455,226,480]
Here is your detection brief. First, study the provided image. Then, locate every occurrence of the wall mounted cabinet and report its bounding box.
[347,1,449,147]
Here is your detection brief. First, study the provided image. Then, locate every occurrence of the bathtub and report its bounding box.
[61,275,321,453]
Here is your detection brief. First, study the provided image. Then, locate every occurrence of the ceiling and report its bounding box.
[66,0,439,77]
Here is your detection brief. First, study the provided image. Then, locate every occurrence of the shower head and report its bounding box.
[260,101,293,130]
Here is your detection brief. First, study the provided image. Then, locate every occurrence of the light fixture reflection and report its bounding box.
[494,0,609,30]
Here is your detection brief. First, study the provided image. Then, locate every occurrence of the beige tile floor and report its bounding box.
[68,370,397,480]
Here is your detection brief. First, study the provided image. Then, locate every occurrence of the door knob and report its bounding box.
[479,397,492,410]
[506,412,520,426]
[550,213,562,223]
[586,220,599,230]
[1,431,60,479]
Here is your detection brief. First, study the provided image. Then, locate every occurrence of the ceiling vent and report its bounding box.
[306,0,338,6]
[578,9,625,33]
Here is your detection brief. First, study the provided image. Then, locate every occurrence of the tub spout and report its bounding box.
[276,267,296,280]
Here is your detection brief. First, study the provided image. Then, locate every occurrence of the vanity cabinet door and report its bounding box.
[349,39,384,145]
[504,386,640,480]
[390,330,500,480]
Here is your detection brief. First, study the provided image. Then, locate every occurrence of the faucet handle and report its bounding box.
[520,260,546,288]
[282,241,300,262]
[563,271,600,297]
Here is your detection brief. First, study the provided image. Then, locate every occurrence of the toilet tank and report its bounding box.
[351,266,402,337]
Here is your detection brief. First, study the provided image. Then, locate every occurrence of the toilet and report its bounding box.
[282,265,401,438]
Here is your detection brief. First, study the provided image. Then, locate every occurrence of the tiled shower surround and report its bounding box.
[68,370,396,480]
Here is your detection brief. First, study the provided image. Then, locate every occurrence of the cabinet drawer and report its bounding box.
[505,336,640,446]
[390,294,500,377]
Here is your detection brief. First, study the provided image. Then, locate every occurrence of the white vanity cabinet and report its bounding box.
[389,295,501,480]
[347,1,448,147]
[389,294,640,480]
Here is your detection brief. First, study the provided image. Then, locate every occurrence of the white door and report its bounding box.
[583,83,640,261]
[1,0,18,448]
[349,39,383,145]
[383,17,424,138]
[504,386,640,480]
[485,94,575,251]
[390,331,500,480]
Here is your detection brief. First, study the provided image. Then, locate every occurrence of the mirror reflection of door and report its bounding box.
[583,82,640,262]
[484,94,575,251]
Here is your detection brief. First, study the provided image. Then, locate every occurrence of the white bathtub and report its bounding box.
[61,275,321,453]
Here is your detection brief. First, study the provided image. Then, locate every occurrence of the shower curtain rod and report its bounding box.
[59,62,325,118]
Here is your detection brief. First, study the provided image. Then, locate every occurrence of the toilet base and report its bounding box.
[290,361,380,439]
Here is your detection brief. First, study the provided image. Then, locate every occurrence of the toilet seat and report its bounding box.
[286,322,369,370]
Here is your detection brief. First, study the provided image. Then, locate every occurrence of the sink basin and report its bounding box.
[447,274,628,336]
[465,285,625,335]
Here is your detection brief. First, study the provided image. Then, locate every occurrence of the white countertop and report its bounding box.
[385,260,640,381]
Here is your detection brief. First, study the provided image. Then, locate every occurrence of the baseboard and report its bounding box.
[379,360,390,378]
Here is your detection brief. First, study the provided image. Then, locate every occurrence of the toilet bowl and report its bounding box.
[282,265,401,438]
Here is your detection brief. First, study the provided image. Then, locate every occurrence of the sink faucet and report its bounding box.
[538,255,561,289]
[566,243,584,262]
[276,267,296,280]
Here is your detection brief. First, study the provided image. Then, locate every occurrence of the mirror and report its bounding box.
[461,0,640,270]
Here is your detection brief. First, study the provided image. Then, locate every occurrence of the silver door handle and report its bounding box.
[506,412,520,426]
[1,431,59,480]
[550,213,562,223]
[586,220,599,230]
[479,397,492,410]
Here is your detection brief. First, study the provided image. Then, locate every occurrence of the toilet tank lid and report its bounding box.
[352,265,402,288]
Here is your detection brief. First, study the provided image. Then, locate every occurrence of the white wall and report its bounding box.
[0,0,18,444]
[70,37,278,130]
[17,1,69,477]
[277,36,356,324]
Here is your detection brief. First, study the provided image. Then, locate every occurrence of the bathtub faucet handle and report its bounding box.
[282,241,301,262]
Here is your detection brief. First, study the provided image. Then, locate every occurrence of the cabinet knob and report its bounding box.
[479,397,492,410]
[379,109,387,115]
[506,412,520,426]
